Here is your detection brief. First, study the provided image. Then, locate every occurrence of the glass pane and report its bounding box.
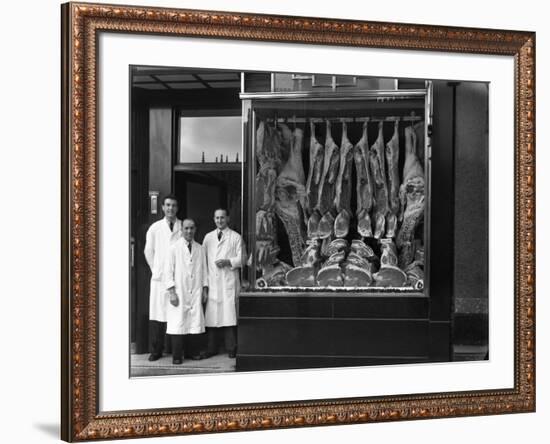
[179,116,241,164]
[252,100,426,291]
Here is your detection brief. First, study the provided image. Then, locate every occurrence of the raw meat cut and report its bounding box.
[317,265,344,287]
[317,211,335,239]
[405,261,424,290]
[307,210,322,239]
[397,125,425,268]
[342,246,375,287]
[305,121,324,217]
[345,252,371,269]
[256,261,292,288]
[275,126,307,266]
[350,239,376,261]
[357,209,373,238]
[334,208,351,238]
[326,238,348,256]
[414,121,425,165]
[324,250,346,266]
[316,120,340,215]
[255,210,278,268]
[373,239,407,287]
[354,121,374,238]
[255,167,277,211]
[286,266,317,287]
[254,131,280,283]
[369,122,390,239]
[385,120,400,238]
[343,264,373,287]
[300,240,322,266]
[334,121,354,224]
[333,121,354,239]
[256,209,275,239]
[256,121,283,171]
[286,240,322,287]
[320,234,335,258]
[317,249,346,286]
[277,126,306,184]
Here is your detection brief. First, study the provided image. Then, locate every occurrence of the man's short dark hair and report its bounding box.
[214,208,229,216]
[162,194,179,205]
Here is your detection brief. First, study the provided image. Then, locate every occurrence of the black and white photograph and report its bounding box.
[129,67,489,376]
[3,0,547,442]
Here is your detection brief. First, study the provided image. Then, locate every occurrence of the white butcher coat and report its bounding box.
[203,228,244,327]
[164,239,208,335]
[144,218,183,322]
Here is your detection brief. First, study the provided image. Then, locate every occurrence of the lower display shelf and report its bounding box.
[236,292,447,372]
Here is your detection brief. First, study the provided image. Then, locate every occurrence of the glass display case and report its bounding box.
[241,77,432,295]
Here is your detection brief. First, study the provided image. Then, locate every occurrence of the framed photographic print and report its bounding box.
[61,1,536,441]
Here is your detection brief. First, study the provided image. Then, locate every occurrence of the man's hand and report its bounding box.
[201,287,208,305]
[215,259,231,268]
[167,288,179,307]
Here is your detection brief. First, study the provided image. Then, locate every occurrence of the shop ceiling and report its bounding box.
[132,67,241,90]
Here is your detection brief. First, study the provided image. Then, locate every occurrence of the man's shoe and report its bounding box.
[228,351,236,359]
[172,358,183,365]
[200,351,215,359]
[148,353,161,362]
[191,355,203,361]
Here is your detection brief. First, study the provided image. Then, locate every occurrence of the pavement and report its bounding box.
[131,345,488,377]
[131,353,236,377]
[452,344,489,361]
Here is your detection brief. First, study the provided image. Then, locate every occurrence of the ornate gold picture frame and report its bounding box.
[61,2,535,441]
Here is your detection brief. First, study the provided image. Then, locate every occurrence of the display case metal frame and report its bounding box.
[240,81,433,296]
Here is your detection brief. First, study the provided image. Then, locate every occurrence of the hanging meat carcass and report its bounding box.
[372,239,407,287]
[397,125,425,269]
[255,121,281,212]
[256,121,283,171]
[254,121,283,280]
[414,121,425,165]
[315,119,340,215]
[354,121,374,238]
[385,120,400,238]
[277,126,306,191]
[305,122,325,234]
[275,125,307,266]
[278,120,293,162]
[369,121,390,239]
[333,122,354,238]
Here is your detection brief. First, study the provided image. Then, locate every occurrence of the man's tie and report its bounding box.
[187,242,192,253]
[169,221,174,231]
[217,230,222,241]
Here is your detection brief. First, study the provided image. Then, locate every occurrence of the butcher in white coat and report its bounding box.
[143,194,182,361]
[202,209,245,359]
[164,218,208,364]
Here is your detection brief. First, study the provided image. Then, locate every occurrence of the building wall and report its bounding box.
[454,82,490,347]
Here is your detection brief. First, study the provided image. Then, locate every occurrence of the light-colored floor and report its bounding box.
[131,345,488,377]
[130,353,236,377]
[452,344,489,361]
